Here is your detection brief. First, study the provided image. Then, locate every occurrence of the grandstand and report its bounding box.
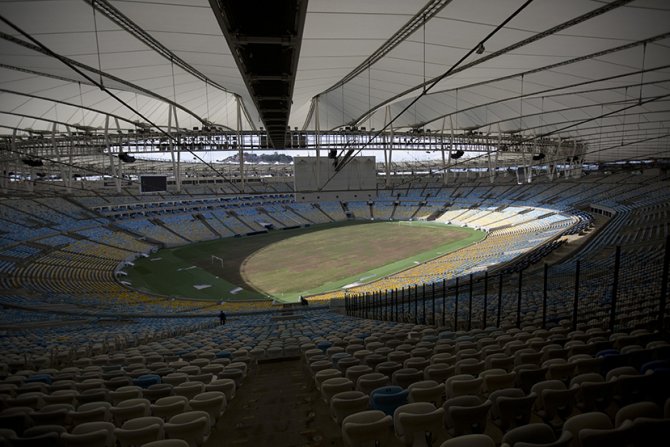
[0,170,668,446]
[1,1,670,447]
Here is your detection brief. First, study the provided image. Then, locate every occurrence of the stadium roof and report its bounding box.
[1,0,669,162]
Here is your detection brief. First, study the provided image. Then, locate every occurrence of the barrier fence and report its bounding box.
[344,236,670,334]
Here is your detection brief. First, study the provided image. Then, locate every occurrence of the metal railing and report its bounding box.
[344,236,670,334]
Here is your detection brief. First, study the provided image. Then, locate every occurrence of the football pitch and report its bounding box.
[124,221,485,303]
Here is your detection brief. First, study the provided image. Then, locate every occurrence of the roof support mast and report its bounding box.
[0,160,6,194]
[1,128,19,194]
[51,123,72,194]
[549,137,561,181]
[237,96,244,193]
[104,115,123,194]
[487,130,495,184]
[440,117,447,185]
[447,116,454,184]
[167,104,181,193]
[384,105,393,188]
[314,96,320,188]
[496,124,502,182]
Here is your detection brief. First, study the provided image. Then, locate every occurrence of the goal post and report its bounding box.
[211,255,224,269]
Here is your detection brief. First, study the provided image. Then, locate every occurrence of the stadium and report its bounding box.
[0,1,669,446]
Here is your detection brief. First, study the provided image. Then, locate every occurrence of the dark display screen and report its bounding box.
[140,175,167,193]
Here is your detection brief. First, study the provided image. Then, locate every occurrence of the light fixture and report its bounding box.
[118,152,136,163]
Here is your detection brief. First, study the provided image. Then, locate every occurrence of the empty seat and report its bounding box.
[613,372,654,406]
[110,386,143,405]
[110,398,151,426]
[61,428,112,447]
[570,373,614,412]
[392,368,424,389]
[375,361,403,377]
[188,392,227,428]
[370,386,409,416]
[424,363,455,384]
[205,379,236,402]
[443,395,491,436]
[569,355,603,376]
[543,359,575,384]
[455,359,485,376]
[628,417,670,446]
[4,431,60,447]
[76,388,109,405]
[407,380,444,406]
[321,378,354,404]
[490,388,536,433]
[151,396,188,421]
[393,402,445,447]
[579,422,633,447]
[341,410,392,447]
[330,391,369,425]
[345,365,373,384]
[445,374,482,398]
[142,384,174,403]
[105,376,132,391]
[531,380,577,428]
[480,369,516,395]
[515,365,549,394]
[440,434,495,447]
[174,382,204,401]
[69,401,112,426]
[356,373,389,396]
[337,357,360,372]
[75,379,105,394]
[404,357,430,371]
[30,404,72,426]
[514,349,543,367]
[164,411,210,447]
[7,392,46,410]
[314,369,342,392]
[114,416,164,447]
[431,353,455,365]
[614,401,661,428]
[501,422,572,447]
[43,390,78,406]
[22,425,66,437]
[142,440,189,447]
[309,360,333,377]
[485,354,514,372]
[388,351,412,364]
[162,374,189,387]
[63,421,115,447]
[364,354,387,370]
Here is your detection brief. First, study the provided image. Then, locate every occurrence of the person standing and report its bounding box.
[219,310,226,325]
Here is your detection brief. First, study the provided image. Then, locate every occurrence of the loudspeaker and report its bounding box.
[21,158,43,167]
[450,150,465,160]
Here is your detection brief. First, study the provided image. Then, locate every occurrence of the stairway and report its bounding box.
[207,358,344,446]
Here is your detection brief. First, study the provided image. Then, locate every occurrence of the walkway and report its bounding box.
[207,357,344,446]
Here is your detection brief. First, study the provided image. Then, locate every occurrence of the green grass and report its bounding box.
[123,220,484,303]
[124,249,263,302]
